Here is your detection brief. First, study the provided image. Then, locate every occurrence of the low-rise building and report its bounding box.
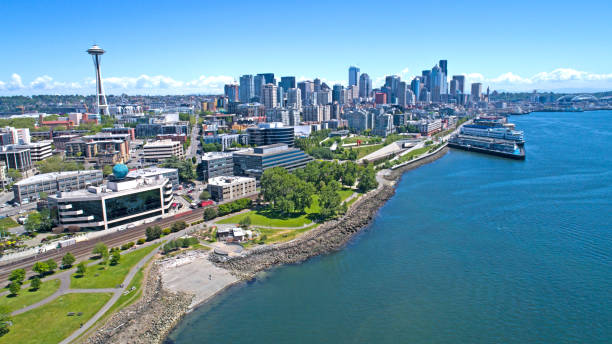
[207,176,257,202]
[0,145,33,173]
[25,140,53,161]
[48,166,174,231]
[233,143,312,179]
[246,122,294,147]
[143,140,184,162]
[13,170,103,204]
[198,152,234,181]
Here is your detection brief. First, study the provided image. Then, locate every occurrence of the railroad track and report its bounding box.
[0,208,205,283]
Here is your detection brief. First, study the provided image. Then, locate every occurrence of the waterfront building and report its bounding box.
[207,176,257,202]
[13,170,103,204]
[359,73,372,98]
[233,143,313,179]
[280,76,296,92]
[349,66,360,86]
[143,140,184,162]
[198,152,234,182]
[48,165,174,231]
[416,119,442,136]
[239,75,254,103]
[262,84,278,109]
[25,140,53,161]
[0,145,33,172]
[247,122,294,147]
[224,84,239,102]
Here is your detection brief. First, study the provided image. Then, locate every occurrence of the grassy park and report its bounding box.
[354,144,384,159]
[218,189,355,228]
[0,217,19,229]
[0,293,112,344]
[0,279,60,313]
[70,244,159,289]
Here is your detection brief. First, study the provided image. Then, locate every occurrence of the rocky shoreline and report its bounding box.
[84,146,449,344]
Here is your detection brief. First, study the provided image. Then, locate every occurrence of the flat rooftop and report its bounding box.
[208,176,255,186]
[15,170,102,186]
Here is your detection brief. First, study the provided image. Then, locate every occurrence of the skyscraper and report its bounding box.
[439,59,448,77]
[262,84,278,109]
[257,73,276,85]
[239,75,254,103]
[224,84,239,102]
[359,73,372,98]
[430,65,447,102]
[452,75,466,94]
[349,66,360,86]
[314,78,321,92]
[254,74,265,101]
[450,79,459,96]
[397,81,408,107]
[471,83,483,101]
[332,84,344,104]
[421,70,432,90]
[297,81,314,104]
[385,75,401,104]
[410,78,421,102]
[287,88,302,110]
[280,76,296,92]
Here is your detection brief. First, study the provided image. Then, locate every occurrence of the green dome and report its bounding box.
[112,164,129,179]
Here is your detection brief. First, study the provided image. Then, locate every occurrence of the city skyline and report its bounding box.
[1,0,611,95]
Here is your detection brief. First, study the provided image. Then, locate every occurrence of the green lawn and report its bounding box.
[0,279,60,313]
[70,244,159,289]
[354,144,384,159]
[0,217,19,229]
[343,136,382,145]
[0,293,112,344]
[218,189,354,228]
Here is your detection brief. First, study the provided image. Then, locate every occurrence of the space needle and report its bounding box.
[87,44,110,116]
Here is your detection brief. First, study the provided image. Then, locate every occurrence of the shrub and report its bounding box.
[137,238,146,245]
[162,228,171,235]
[30,276,41,290]
[145,226,162,241]
[61,253,75,268]
[8,282,20,296]
[109,251,121,265]
[76,262,87,275]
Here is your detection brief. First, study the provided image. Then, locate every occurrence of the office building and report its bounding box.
[233,143,313,179]
[224,84,239,102]
[303,105,331,122]
[471,83,483,101]
[48,166,174,231]
[207,176,257,202]
[127,167,179,190]
[262,83,278,109]
[359,73,372,98]
[313,78,321,92]
[0,127,31,145]
[254,74,265,101]
[266,108,291,126]
[258,73,275,85]
[411,78,421,101]
[239,74,254,103]
[198,152,234,181]
[439,59,448,76]
[375,92,387,104]
[280,76,296,92]
[247,122,295,147]
[0,145,33,172]
[346,110,373,132]
[297,81,314,103]
[135,123,190,138]
[287,88,302,110]
[315,90,332,105]
[373,114,394,137]
[452,75,466,94]
[430,64,446,102]
[143,140,184,162]
[26,140,53,161]
[349,66,360,86]
[101,126,135,140]
[13,170,103,204]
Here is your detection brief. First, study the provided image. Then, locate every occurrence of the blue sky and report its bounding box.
[1,0,611,95]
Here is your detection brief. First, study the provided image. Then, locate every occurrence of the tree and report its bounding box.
[76,262,87,276]
[162,156,196,182]
[102,165,113,176]
[203,207,217,221]
[319,183,342,219]
[0,306,11,336]
[62,252,76,268]
[358,166,378,192]
[35,155,83,174]
[6,168,21,181]
[145,225,162,241]
[171,221,187,232]
[8,282,20,296]
[8,269,25,284]
[199,190,211,200]
[32,261,49,276]
[109,251,121,265]
[45,259,58,273]
[30,276,41,290]
[239,216,251,228]
[92,243,109,260]
[24,209,53,233]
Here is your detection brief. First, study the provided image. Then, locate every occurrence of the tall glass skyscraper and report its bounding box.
[359,73,372,98]
[349,66,360,86]
[239,75,254,103]
[280,76,296,92]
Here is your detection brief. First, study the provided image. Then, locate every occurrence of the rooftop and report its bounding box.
[127,167,178,178]
[15,170,102,186]
[208,176,255,186]
[144,139,181,147]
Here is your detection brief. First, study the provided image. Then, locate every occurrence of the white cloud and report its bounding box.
[8,73,24,90]
[490,72,532,84]
[400,68,410,75]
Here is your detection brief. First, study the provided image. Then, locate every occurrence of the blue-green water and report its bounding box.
[168,111,612,344]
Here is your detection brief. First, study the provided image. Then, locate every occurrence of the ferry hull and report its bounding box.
[448,142,525,160]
